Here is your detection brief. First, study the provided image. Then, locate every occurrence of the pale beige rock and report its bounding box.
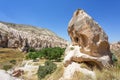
[110,41,120,52]
[61,9,113,80]
[60,62,96,80]
[63,45,111,68]
[67,9,112,64]
[0,22,68,51]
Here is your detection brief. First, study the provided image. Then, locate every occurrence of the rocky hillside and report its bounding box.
[0,21,67,51]
[111,41,120,53]
[110,41,120,61]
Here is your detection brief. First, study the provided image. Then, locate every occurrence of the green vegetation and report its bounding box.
[112,54,118,63]
[9,59,16,65]
[44,64,64,80]
[37,60,57,80]
[26,47,65,61]
[0,48,24,69]
[28,48,36,52]
[70,47,74,50]
[3,65,12,71]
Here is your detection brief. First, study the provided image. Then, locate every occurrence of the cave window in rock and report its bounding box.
[74,37,79,44]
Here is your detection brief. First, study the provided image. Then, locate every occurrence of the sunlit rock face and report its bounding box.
[61,9,113,80]
[110,41,120,52]
[67,9,113,66]
[0,21,68,52]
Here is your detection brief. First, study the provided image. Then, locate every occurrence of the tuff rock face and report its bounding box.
[0,21,67,52]
[61,9,113,80]
[110,41,120,52]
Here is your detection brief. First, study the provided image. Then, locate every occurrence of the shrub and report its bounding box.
[9,60,16,64]
[3,65,12,71]
[28,48,36,52]
[37,60,57,80]
[70,47,74,50]
[45,60,57,73]
[112,54,118,63]
[37,66,47,79]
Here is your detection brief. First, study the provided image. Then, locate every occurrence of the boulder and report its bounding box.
[12,69,24,77]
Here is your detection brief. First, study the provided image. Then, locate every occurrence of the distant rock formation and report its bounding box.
[60,9,113,80]
[0,21,68,51]
[111,41,120,52]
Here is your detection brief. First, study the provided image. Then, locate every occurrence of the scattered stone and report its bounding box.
[12,69,24,77]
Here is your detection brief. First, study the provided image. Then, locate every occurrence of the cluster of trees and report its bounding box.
[37,60,57,79]
[26,47,65,61]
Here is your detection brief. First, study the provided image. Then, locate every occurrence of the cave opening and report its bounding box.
[74,37,79,43]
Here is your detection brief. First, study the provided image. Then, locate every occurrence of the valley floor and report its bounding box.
[0,48,120,80]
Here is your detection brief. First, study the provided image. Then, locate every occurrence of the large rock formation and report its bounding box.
[61,9,113,80]
[0,21,68,51]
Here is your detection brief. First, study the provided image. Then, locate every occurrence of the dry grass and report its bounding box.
[0,48,24,69]
[95,66,120,80]
[95,49,120,80]
[43,61,120,80]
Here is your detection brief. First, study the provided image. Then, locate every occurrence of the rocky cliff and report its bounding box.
[0,21,67,51]
[60,9,113,80]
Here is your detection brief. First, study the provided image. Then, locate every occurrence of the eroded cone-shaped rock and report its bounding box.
[65,9,113,68]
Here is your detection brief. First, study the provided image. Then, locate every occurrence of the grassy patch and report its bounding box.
[0,48,24,69]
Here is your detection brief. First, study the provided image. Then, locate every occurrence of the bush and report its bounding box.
[70,47,74,50]
[37,66,47,79]
[37,60,57,80]
[10,60,16,64]
[45,60,57,73]
[112,54,118,63]
[3,65,12,71]
[28,48,36,52]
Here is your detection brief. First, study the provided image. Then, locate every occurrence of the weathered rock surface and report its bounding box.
[0,70,22,80]
[0,21,68,51]
[61,9,113,80]
[110,41,120,53]
[68,9,112,58]
[12,69,24,77]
